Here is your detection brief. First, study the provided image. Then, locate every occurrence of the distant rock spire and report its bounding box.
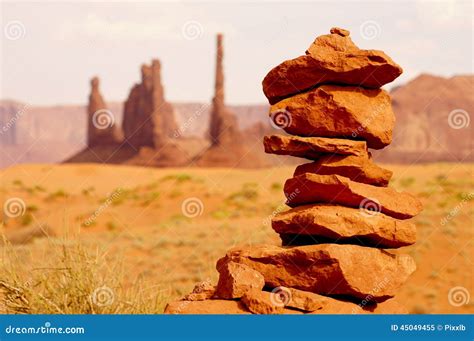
[87,76,122,147]
[208,33,240,146]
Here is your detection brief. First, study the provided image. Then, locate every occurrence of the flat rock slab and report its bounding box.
[270,85,394,149]
[294,154,392,186]
[309,297,408,314]
[216,244,416,302]
[262,28,402,104]
[164,299,250,314]
[241,289,302,314]
[164,296,407,314]
[284,173,423,219]
[215,261,265,299]
[264,134,368,160]
[272,204,416,248]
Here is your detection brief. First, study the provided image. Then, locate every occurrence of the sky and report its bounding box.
[0,0,472,105]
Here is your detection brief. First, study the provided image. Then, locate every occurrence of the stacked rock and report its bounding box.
[165,28,423,314]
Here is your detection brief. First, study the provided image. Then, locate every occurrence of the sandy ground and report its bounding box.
[1,162,473,314]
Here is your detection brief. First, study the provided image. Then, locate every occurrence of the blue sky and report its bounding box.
[1,0,472,105]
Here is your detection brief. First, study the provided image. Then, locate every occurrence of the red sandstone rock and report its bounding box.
[293,154,392,187]
[215,261,265,299]
[164,299,250,314]
[217,244,416,302]
[241,289,287,314]
[122,59,178,149]
[276,287,330,312]
[208,34,241,146]
[284,174,423,219]
[183,281,216,301]
[264,134,368,160]
[262,28,403,104]
[272,286,407,314]
[272,204,417,248]
[309,297,408,314]
[87,77,122,147]
[269,85,395,149]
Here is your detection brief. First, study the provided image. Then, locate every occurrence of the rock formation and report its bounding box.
[67,61,189,166]
[208,33,240,146]
[122,59,179,150]
[194,34,268,168]
[87,77,122,147]
[165,28,422,314]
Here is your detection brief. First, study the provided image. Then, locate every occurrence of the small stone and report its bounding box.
[183,281,216,301]
[215,261,265,299]
[330,27,350,37]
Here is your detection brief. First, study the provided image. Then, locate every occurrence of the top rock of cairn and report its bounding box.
[262,27,403,104]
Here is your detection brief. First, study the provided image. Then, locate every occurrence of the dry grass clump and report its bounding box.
[0,238,168,314]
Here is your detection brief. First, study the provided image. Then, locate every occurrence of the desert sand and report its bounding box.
[0,162,472,314]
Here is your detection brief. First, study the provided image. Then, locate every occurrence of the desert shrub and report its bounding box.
[271,182,282,191]
[399,177,415,188]
[45,189,69,201]
[0,240,167,314]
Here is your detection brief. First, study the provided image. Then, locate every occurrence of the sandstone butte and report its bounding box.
[269,85,395,149]
[263,134,368,160]
[122,59,177,150]
[216,244,416,302]
[87,76,122,147]
[271,204,417,248]
[262,27,403,104]
[293,154,393,187]
[284,173,423,219]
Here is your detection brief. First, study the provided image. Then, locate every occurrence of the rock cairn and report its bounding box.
[87,76,122,147]
[165,28,423,314]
